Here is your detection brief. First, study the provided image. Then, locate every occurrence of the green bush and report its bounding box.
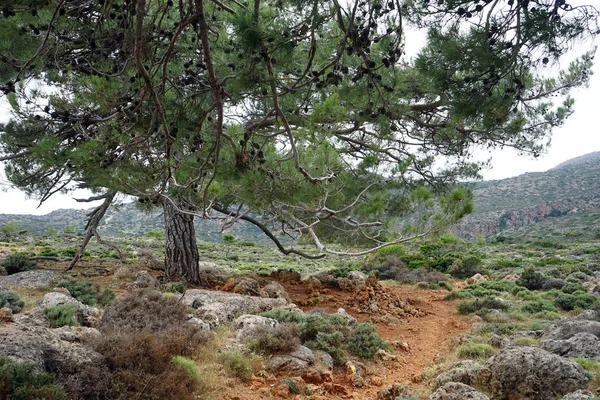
[42,304,77,328]
[474,323,520,336]
[512,337,539,346]
[520,300,557,314]
[0,357,67,400]
[457,297,510,315]
[38,247,59,257]
[574,358,600,390]
[456,343,496,360]
[171,356,202,381]
[260,309,306,324]
[222,233,236,243]
[377,244,405,259]
[438,281,453,291]
[561,282,586,294]
[1,254,36,275]
[219,351,253,381]
[528,321,549,331]
[516,267,546,290]
[347,322,390,360]
[306,331,346,366]
[555,293,598,311]
[0,291,25,313]
[299,312,348,342]
[448,255,484,279]
[57,280,98,306]
[98,289,116,307]
[247,323,301,355]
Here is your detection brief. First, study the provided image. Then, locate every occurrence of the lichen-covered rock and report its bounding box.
[347,271,368,281]
[0,270,62,289]
[577,310,600,321]
[429,382,489,400]
[484,346,589,400]
[488,335,510,349]
[545,319,600,340]
[562,390,595,400]
[377,383,411,400]
[434,366,477,389]
[266,345,315,375]
[40,292,102,328]
[187,317,210,331]
[232,314,279,340]
[336,308,357,325]
[181,289,287,329]
[0,324,103,374]
[132,271,159,288]
[541,332,600,360]
[259,282,291,302]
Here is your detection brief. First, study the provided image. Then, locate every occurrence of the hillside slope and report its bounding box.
[453,151,600,239]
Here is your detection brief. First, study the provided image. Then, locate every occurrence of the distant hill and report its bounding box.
[452,151,600,240]
[0,202,283,245]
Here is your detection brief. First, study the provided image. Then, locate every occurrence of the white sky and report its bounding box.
[1,25,600,215]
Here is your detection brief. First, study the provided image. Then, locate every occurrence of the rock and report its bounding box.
[336,308,357,325]
[467,273,487,285]
[181,289,287,329]
[546,319,600,340]
[0,266,7,276]
[434,365,478,389]
[303,276,322,294]
[113,266,136,279]
[0,323,103,374]
[198,263,230,286]
[486,309,509,322]
[347,271,368,281]
[377,383,411,400]
[259,282,291,302]
[187,317,210,331]
[270,270,302,284]
[374,349,397,362]
[484,346,589,400]
[345,360,367,387]
[508,330,543,341]
[266,345,315,375]
[0,307,14,323]
[232,278,261,296]
[313,350,334,371]
[337,277,356,291]
[52,326,102,343]
[0,270,62,289]
[562,390,595,400]
[40,292,102,328]
[577,310,600,321]
[488,335,510,349]
[132,271,159,288]
[429,382,489,400]
[232,314,279,340]
[271,377,306,397]
[541,332,600,360]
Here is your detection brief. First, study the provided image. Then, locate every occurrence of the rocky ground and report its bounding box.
[1,257,600,399]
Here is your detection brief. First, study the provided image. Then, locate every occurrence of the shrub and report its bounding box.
[574,358,600,391]
[57,280,98,306]
[457,297,509,315]
[528,321,548,331]
[260,308,306,324]
[521,300,557,314]
[306,331,346,366]
[0,357,67,400]
[160,281,187,294]
[39,247,59,257]
[474,323,520,336]
[219,351,253,381]
[42,304,77,328]
[416,281,429,289]
[555,293,598,311]
[67,329,208,399]
[1,254,36,275]
[222,233,236,243]
[98,289,116,307]
[247,323,301,355]
[347,322,390,360]
[515,289,539,301]
[456,343,496,360]
[516,267,546,290]
[561,282,586,294]
[448,255,484,279]
[0,291,25,313]
[512,337,539,346]
[299,312,349,342]
[542,278,566,290]
[100,290,190,333]
[377,244,405,259]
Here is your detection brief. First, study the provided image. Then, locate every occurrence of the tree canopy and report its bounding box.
[0,0,597,261]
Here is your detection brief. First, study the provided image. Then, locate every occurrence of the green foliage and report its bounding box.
[574,358,600,390]
[448,254,484,279]
[246,323,301,355]
[98,289,116,307]
[377,244,405,259]
[42,304,77,328]
[347,322,391,360]
[520,300,557,314]
[219,351,253,381]
[516,267,546,291]
[512,337,539,346]
[456,343,496,360]
[528,321,549,331]
[306,331,346,366]
[0,221,19,235]
[260,309,306,324]
[457,297,510,315]
[222,234,236,244]
[438,281,453,291]
[1,254,36,275]
[38,247,59,257]
[171,356,202,381]
[0,291,25,313]
[0,357,67,400]
[474,323,520,336]
[144,229,165,239]
[57,280,98,306]
[554,293,598,311]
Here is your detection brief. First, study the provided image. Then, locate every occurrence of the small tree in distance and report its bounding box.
[0,0,597,283]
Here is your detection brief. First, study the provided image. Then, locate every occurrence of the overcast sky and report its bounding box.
[1,30,599,215]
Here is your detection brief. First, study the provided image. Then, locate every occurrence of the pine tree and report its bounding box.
[0,0,597,282]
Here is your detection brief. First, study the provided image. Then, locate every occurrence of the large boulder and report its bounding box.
[266,345,315,375]
[40,291,102,328]
[132,271,159,288]
[0,270,62,289]
[259,282,291,302]
[231,314,279,340]
[0,324,103,374]
[562,390,595,400]
[429,382,489,400]
[181,289,287,329]
[541,332,600,360]
[484,346,589,400]
[545,319,600,340]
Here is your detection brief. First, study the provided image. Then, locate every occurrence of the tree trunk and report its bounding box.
[164,200,200,284]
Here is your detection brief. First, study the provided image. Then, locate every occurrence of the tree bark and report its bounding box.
[164,200,200,284]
